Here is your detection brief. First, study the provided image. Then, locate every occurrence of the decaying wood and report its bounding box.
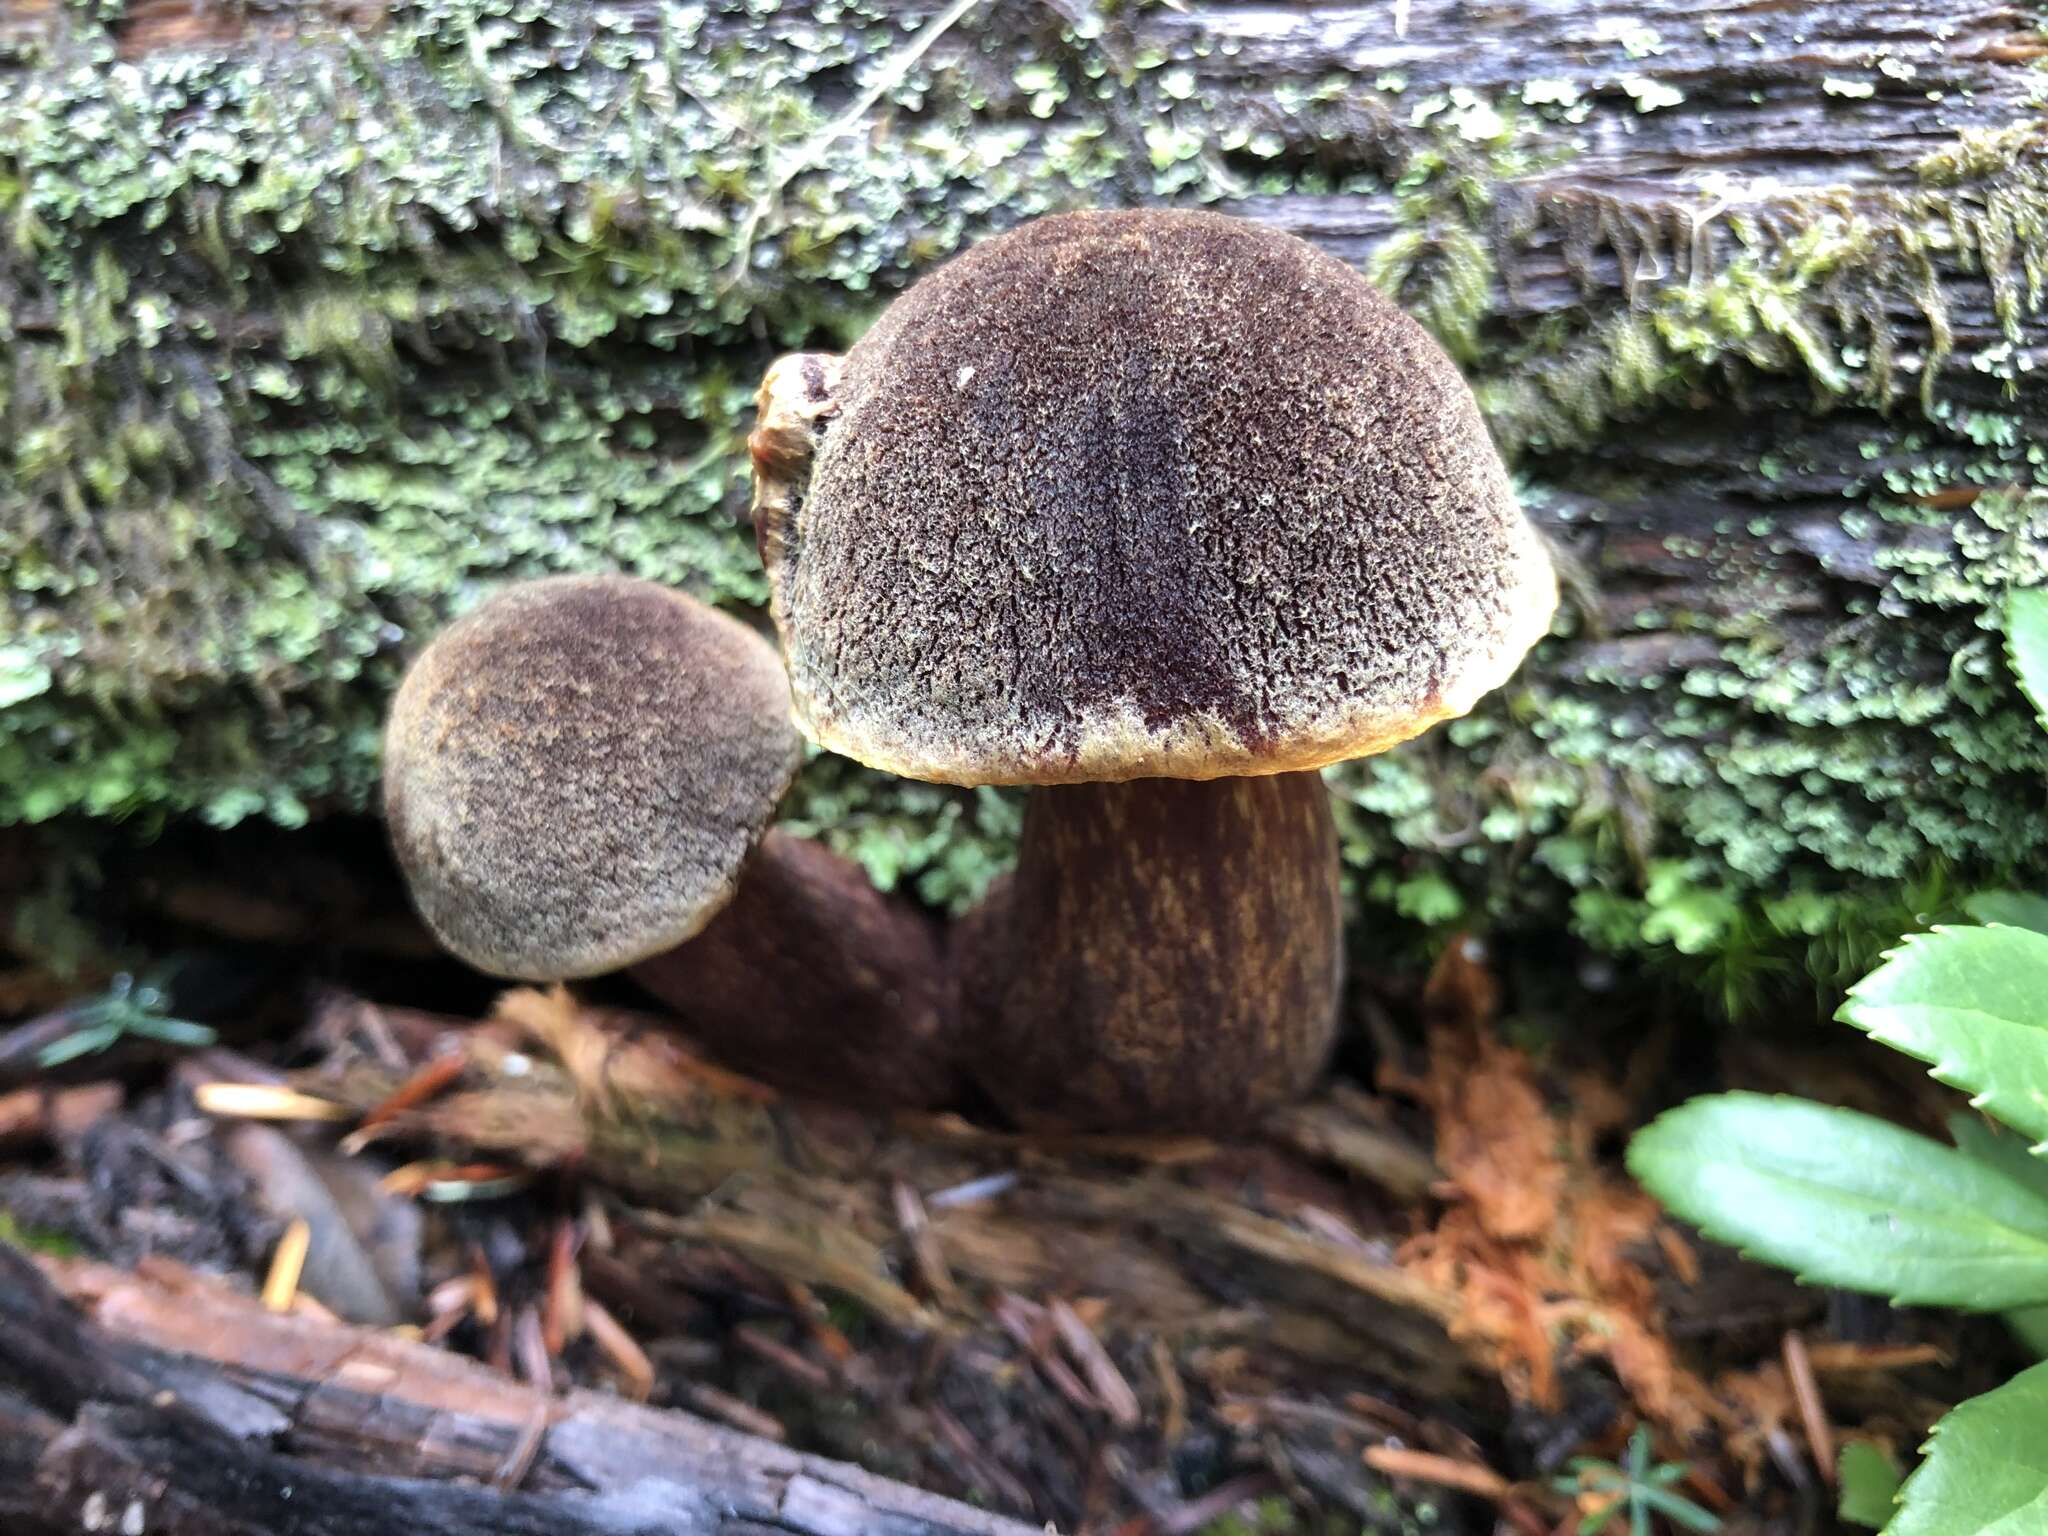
[308,993,1498,1413]
[0,1243,1041,1536]
[0,987,1509,1532]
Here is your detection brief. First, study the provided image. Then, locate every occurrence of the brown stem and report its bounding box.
[628,830,961,1109]
[963,772,1343,1132]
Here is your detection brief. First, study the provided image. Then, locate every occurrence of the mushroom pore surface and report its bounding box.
[382,575,801,979]
[768,207,1556,787]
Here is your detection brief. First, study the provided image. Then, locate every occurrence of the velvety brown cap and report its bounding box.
[382,575,802,979]
[757,208,1556,787]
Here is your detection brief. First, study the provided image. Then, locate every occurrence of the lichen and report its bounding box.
[3,0,2046,982]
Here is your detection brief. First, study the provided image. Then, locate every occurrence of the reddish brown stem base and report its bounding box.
[630,830,962,1109]
[962,772,1343,1132]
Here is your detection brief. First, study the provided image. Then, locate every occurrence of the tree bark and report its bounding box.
[0,1243,1041,1536]
[2,0,2044,962]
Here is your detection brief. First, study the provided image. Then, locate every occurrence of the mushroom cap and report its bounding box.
[382,575,802,980]
[761,207,1556,787]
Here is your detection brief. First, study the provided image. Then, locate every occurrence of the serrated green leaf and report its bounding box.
[1838,1441,1902,1529]
[1889,1359,2048,1536]
[1963,892,2048,935]
[2008,587,2048,730]
[1840,925,2048,1146]
[1627,1094,2048,1310]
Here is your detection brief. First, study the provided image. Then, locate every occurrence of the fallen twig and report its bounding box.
[1783,1330,1837,1488]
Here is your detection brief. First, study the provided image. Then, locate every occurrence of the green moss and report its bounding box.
[1471,119,2048,451]
[779,748,1021,907]
[1328,409,2048,1002]
[0,0,1367,855]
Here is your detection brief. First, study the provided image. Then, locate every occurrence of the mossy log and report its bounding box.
[2,0,2046,977]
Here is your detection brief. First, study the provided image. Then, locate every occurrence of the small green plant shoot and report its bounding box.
[33,972,216,1069]
[1553,1426,1722,1536]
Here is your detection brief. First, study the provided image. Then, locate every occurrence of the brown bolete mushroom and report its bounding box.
[749,209,1556,1132]
[381,573,960,1107]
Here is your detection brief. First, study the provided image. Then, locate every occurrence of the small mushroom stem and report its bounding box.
[960,772,1343,1132]
[628,830,963,1109]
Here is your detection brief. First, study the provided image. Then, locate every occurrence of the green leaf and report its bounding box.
[1950,1115,2048,1358]
[2008,586,2048,730]
[1951,1114,2048,1200]
[130,1015,218,1048]
[1627,1094,2048,1310]
[1889,1360,2048,1536]
[1963,892,2048,935]
[1838,1441,1903,1529]
[1394,873,1465,925]
[34,1020,123,1068]
[1639,865,1738,954]
[1840,925,2048,1147]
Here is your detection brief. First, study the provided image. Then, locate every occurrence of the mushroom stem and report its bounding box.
[961,771,1343,1132]
[628,830,963,1110]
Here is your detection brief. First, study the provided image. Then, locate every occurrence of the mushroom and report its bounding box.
[382,573,961,1107]
[749,209,1556,1132]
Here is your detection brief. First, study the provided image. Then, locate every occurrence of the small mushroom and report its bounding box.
[382,574,960,1107]
[749,209,1556,1132]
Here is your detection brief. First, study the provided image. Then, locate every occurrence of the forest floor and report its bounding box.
[0,835,2019,1536]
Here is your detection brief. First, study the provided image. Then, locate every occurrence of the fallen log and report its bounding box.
[3,0,2045,976]
[0,1243,1044,1536]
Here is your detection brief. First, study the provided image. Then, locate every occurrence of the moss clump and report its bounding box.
[1479,128,2048,450]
